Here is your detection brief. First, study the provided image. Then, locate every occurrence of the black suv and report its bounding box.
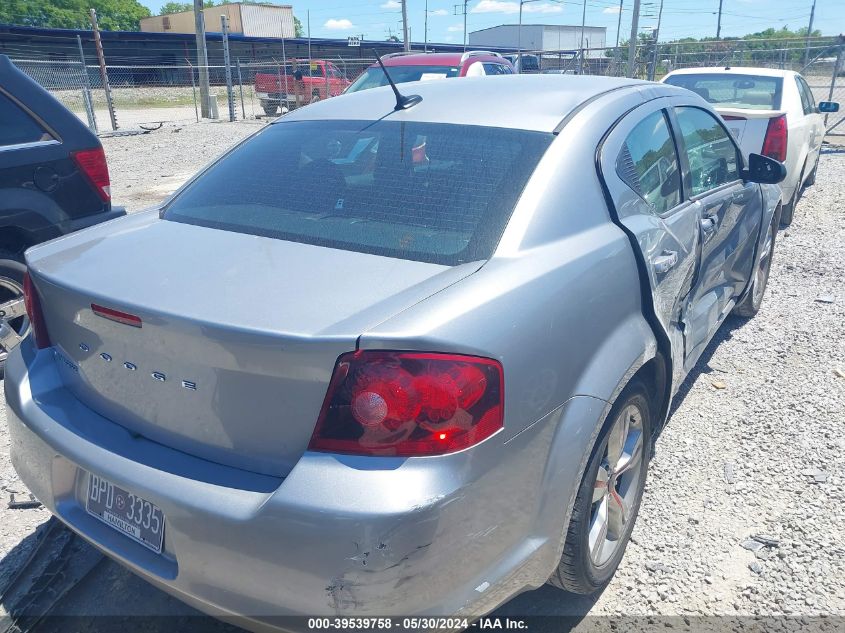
[0,55,124,371]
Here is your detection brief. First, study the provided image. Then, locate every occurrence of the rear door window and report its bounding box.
[164,120,552,265]
[674,106,740,197]
[0,91,53,147]
[795,76,815,115]
[616,110,682,214]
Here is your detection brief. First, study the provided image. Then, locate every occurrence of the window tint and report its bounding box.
[664,73,782,110]
[616,110,681,214]
[0,92,52,147]
[675,107,740,197]
[164,120,552,265]
[483,63,510,75]
[795,76,815,115]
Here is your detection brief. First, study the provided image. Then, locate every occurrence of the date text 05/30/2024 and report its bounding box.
[306,618,528,630]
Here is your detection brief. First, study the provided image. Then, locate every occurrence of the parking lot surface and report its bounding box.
[1,121,843,627]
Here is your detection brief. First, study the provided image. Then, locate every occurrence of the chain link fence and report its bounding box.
[9,37,845,136]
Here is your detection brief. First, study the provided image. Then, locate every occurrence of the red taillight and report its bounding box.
[309,351,504,456]
[761,115,788,163]
[91,303,142,328]
[72,147,111,202]
[23,272,51,349]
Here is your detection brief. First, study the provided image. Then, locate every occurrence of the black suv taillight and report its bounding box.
[72,147,111,202]
[309,351,504,456]
[23,272,51,349]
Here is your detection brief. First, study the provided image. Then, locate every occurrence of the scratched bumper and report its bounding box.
[5,340,561,625]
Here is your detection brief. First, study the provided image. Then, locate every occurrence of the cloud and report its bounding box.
[471,0,562,14]
[324,18,354,30]
[447,23,464,32]
[602,6,621,14]
[380,0,401,9]
[431,8,448,15]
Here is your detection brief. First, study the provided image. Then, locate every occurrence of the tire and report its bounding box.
[311,91,321,104]
[261,102,278,117]
[0,256,29,377]
[548,380,652,594]
[804,153,820,187]
[733,207,778,318]
[780,163,805,227]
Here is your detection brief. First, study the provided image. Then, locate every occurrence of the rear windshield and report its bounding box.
[346,66,460,93]
[164,120,552,265]
[664,73,783,110]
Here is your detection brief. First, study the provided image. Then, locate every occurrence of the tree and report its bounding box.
[294,15,302,37]
[159,2,195,14]
[0,0,151,30]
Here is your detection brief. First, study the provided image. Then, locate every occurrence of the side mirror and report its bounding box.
[742,153,786,185]
[818,101,839,113]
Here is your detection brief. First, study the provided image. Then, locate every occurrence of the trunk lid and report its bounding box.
[27,211,480,476]
[715,107,785,159]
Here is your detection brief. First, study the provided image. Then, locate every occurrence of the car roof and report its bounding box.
[278,74,681,133]
[664,66,797,79]
[379,51,505,66]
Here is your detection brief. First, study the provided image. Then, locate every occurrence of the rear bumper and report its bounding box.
[4,341,583,626]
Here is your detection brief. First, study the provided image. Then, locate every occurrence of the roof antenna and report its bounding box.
[373,49,422,111]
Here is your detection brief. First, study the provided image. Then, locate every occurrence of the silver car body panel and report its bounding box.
[7,75,777,624]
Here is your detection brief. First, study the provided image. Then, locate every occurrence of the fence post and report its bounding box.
[89,9,117,130]
[75,34,97,134]
[825,40,844,128]
[186,58,199,123]
[236,58,245,119]
[221,15,235,122]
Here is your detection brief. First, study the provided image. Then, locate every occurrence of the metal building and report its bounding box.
[469,24,607,56]
[140,3,295,39]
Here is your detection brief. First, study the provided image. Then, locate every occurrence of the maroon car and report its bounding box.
[345,50,514,94]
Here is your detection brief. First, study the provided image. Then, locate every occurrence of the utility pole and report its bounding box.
[518,0,524,71]
[221,14,234,122]
[628,0,641,78]
[401,0,410,51]
[648,0,664,80]
[579,0,587,74]
[615,0,624,48]
[716,0,724,39]
[424,0,429,52]
[89,9,117,130]
[193,0,210,118]
[804,0,817,66]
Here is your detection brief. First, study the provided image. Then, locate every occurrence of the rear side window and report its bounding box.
[674,106,740,197]
[664,73,782,110]
[616,110,681,214]
[795,76,815,115]
[0,91,52,147]
[164,120,552,265]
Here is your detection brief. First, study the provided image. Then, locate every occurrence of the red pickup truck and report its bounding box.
[255,60,351,115]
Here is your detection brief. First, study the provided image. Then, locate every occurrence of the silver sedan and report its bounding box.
[7,74,784,626]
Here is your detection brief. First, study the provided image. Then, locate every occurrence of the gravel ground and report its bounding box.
[1,122,843,627]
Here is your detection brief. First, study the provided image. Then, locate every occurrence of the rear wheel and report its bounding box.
[733,207,778,318]
[805,152,820,187]
[311,91,321,104]
[261,101,278,116]
[780,163,805,227]
[548,380,652,594]
[0,257,29,376]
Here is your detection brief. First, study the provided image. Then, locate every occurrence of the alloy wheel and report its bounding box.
[589,403,645,567]
[0,276,29,364]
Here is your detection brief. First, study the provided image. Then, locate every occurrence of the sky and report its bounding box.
[137,0,843,46]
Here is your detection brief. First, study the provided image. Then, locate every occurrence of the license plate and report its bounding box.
[86,473,165,554]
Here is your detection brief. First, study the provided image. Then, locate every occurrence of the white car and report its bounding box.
[662,67,839,225]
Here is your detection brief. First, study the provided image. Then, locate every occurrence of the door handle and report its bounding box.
[700,216,717,236]
[652,250,678,274]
